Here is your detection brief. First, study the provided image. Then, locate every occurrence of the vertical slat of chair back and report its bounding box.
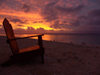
[3,18,19,54]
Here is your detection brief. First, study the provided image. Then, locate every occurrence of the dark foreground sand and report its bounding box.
[0,36,100,75]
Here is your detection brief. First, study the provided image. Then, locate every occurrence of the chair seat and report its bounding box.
[19,45,40,53]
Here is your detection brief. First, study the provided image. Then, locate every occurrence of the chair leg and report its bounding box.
[41,48,44,64]
[41,54,44,64]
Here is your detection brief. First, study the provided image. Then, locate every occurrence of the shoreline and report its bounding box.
[0,34,100,47]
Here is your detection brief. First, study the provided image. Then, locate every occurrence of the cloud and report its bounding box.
[90,0,100,4]
[41,1,59,22]
[0,0,22,11]
[14,27,45,34]
[56,5,84,14]
[0,0,7,5]
[22,4,31,12]
[33,21,44,23]
[42,1,84,22]
[10,18,25,23]
[89,9,100,17]
[88,9,100,26]
[17,24,24,26]
[72,8,100,33]
[14,28,26,34]
[41,0,85,30]
[50,17,81,29]
[13,27,60,34]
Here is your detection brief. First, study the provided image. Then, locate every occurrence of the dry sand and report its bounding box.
[0,36,100,75]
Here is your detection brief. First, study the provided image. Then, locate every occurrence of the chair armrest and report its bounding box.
[16,34,44,40]
[7,34,44,41]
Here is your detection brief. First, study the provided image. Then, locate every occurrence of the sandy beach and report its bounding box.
[0,36,100,75]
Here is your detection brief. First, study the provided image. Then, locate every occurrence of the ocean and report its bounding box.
[0,33,100,46]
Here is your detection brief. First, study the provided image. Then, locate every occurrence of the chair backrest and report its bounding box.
[3,18,19,54]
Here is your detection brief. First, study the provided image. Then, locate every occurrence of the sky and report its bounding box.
[0,0,100,34]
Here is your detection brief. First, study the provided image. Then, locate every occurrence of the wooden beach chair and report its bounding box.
[3,18,44,64]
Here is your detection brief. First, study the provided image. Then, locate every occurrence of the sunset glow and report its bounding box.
[0,0,100,33]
